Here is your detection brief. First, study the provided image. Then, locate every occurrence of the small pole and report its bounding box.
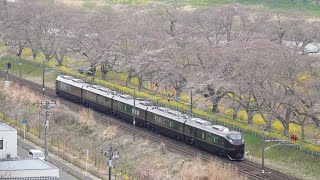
[23,124,25,141]
[19,44,22,78]
[262,131,265,179]
[109,146,112,180]
[86,149,88,174]
[42,59,45,97]
[133,89,136,141]
[190,89,193,118]
[44,101,49,161]
[6,63,8,81]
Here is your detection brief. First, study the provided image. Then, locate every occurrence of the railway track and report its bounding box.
[0,71,300,180]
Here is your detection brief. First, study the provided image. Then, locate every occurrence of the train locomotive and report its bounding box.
[56,75,245,160]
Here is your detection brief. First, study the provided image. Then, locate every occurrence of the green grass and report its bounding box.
[154,0,320,16]
[238,0,320,16]
[244,134,320,179]
[0,57,60,89]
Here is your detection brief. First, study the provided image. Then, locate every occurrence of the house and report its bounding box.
[0,123,17,160]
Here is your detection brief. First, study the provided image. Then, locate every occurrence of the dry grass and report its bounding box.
[56,0,106,7]
[0,84,247,180]
[0,79,4,90]
[178,158,246,180]
[101,126,118,140]
[78,107,95,126]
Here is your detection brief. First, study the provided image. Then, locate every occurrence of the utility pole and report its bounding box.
[39,100,55,161]
[42,59,45,97]
[108,146,112,180]
[19,42,22,78]
[6,62,11,81]
[261,131,265,178]
[101,145,120,180]
[133,89,136,141]
[190,89,193,118]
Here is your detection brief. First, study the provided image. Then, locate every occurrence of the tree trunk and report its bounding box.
[32,49,37,61]
[138,76,143,90]
[175,88,182,97]
[232,107,238,119]
[301,123,305,141]
[126,68,133,87]
[101,64,108,80]
[55,54,64,65]
[247,113,253,124]
[45,54,50,62]
[212,103,219,113]
[283,123,289,136]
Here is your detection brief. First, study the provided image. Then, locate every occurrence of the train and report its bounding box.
[56,75,245,160]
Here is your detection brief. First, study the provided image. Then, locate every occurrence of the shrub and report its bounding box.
[224,108,233,117]
[237,110,248,122]
[271,120,284,133]
[252,114,266,127]
[289,123,302,137]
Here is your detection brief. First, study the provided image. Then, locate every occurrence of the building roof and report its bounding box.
[0,159,57,171]
[0,123,16,131]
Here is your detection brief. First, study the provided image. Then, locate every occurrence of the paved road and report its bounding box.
[17,138,97,180]
[17,145,77,180]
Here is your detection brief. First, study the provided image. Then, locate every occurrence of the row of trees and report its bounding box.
[0,1,320,138]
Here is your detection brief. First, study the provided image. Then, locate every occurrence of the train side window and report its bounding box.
[97,95,105,104]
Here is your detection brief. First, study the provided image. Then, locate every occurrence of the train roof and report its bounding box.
[57,75,86,88]
[56,76,241,138]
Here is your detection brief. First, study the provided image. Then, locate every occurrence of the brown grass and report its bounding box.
[101,126,118,141]
[78,107,95,126]
[178,158,246,180]
[0,83,247,180]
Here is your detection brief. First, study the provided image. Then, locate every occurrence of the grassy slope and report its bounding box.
[1,57,319,179]
[58,0,320,17]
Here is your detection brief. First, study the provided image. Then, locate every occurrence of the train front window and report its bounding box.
[229,134,242,140]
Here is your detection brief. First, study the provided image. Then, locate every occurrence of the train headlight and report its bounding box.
[242,139,244,143]
[229,139,233,143]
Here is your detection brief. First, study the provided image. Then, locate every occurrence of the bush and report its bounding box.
[271,120,284,133]
[289,123,302,137]
[237,110,248,122]
[223,108,233,117]
[252,114,266,127]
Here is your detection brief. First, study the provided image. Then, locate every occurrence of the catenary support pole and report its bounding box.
[44,101,49,161]
[190,90,193,118]
[133,89,136,141]
[42,59,45,96]
[262,131,265,179]
[109,146,112,180]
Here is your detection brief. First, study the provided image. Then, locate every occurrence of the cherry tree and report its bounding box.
[115,10,164,89]
[73,9,121,81]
